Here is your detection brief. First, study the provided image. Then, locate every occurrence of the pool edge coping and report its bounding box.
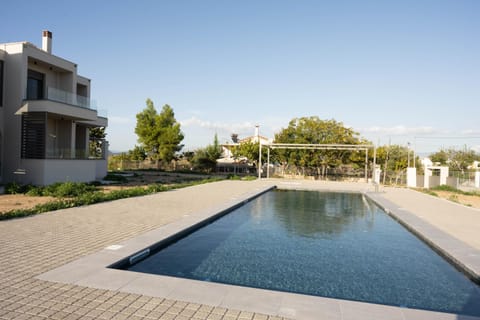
[36,182,480,320]
[366,191,480,284]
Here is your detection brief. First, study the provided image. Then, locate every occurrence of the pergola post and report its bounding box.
[258,142,262,179]
[365,148,368,182]
[267,146,270,178]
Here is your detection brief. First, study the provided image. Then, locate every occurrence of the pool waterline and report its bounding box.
[36,182,480,320]
[116,190,480,317]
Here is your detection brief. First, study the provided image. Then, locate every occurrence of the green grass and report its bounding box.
[0,177,225,221]
[226,174,257,181]
[430,185,480,196]
[421,189,438,197]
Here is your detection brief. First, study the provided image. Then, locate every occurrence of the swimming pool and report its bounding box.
[118,190,480,316]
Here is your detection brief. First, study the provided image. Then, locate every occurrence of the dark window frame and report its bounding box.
[0,60,3,107]
[27,69,45,100]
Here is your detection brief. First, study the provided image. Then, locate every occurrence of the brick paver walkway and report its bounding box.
[0,180,285,320]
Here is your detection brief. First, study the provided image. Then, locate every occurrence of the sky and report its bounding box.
[1,0,479,155]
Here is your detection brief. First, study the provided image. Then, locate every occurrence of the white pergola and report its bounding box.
[259,143,376,181]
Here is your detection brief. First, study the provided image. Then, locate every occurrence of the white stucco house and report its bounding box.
[220,126,271,160]
[0,31,108,185]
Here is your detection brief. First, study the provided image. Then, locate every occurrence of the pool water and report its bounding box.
[126,190,480,316]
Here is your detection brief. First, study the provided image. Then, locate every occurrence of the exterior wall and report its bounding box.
[17,159,101,185]
[3,43,26,184]
[0,49,4,106]
[447,177,459,188]
[429,176,441,188]
[406,167,417,187]
[95,160,107,180]
[416,175,424,188]
[0,49,5,183]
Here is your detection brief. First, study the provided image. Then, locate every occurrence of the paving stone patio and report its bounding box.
[1,179,480,320]
[0,180,285,320]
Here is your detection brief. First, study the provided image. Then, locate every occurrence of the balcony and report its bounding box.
[47,87,97,111]
[18,87,100,122]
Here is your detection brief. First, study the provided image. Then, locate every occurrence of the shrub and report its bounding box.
[44,182,97,198]
[5,182,27,194]
[0,177,224,220]
[431,185,460,193]
[103,173,128,183]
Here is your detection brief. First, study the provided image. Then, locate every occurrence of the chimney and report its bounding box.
[42,30,52,54]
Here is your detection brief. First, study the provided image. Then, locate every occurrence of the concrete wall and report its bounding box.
[95,160,107,180]
[447,177,458,188]
[429,176,441,188]
[3,43,26,184]
[17,159,102,185]
[416,175,424,188]
[0,49,5,183]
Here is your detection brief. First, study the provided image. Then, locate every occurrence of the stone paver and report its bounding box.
[0,180,285,320]
[1,179,480,319]
[380,186,480,250]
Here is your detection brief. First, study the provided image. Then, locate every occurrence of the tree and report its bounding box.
[429,148,480,173]
[135,99,184,163]
[274,117,362,176]
[231,141,267,166]
[192,134,222,172]
[89,127,106,158]
[128,145,147,161]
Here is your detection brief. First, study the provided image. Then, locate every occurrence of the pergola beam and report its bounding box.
[266,143,373,150]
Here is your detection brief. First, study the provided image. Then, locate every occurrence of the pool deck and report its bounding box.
[1,179,480,320]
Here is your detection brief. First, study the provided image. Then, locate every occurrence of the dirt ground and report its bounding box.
[0,171,213,213]
[0,194,56,213]
[1,174,480,213]
[433,190,480,209]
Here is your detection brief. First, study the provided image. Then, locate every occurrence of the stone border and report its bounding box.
[37,183,480,320]
[366,192,480,284]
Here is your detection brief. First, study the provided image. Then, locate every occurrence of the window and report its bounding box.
[0,60,3,106]
[27,69,44,100]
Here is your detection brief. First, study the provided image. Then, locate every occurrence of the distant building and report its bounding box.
[217,126,272,175]
[221,126,271,160]
[0,31,108,185]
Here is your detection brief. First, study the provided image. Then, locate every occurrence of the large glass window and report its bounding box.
[0,60,3,106]
[27,69,44,100]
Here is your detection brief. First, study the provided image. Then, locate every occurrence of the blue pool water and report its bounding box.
[126,190,480,316]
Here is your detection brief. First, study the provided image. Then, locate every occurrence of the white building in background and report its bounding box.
[0,31,108,185]
[221,126,271,160]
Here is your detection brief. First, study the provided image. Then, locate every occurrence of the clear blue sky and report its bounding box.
[2,0,479,154]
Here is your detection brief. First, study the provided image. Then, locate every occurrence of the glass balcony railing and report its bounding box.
[45,145,107,160]
[46,87,97,111]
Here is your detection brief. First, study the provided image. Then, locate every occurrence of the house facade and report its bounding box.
[0,31,108,185]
